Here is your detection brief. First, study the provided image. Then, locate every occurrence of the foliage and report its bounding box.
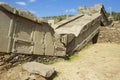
[64,53,80,61]
[42,15,73,23]
[108,12,120,21]
[43,12,120,22]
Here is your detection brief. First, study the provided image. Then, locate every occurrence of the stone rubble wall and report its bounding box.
[98,21,120,44]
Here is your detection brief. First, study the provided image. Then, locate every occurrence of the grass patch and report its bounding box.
[46,58,64,64]
[69,53,79,61]
[83,43,93,50]
[65,53,79,61]
[65,44,92,62]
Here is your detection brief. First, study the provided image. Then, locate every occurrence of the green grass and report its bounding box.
[65,44,92,62]
[65,53,79,62]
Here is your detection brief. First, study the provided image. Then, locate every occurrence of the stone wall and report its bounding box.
[98,21,120,44]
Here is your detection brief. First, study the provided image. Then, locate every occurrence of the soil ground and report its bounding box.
[52,43,120,80]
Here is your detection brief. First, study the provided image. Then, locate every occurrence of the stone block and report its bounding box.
[22,62,55,78]
[0,2,15,13]
[44,32,54,56]
[0,36,11,53]
[54,34,66,56]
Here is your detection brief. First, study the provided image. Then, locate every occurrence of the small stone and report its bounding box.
[22,62,55,78]
[28,74,36,80]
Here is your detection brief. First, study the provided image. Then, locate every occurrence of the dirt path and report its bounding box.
[52,43,120,80]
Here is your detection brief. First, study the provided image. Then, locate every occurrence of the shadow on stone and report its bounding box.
[47,71,58,80]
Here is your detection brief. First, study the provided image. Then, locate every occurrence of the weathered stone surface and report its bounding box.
[54,4,108,55]
[52,14,83,29]
[0,64,46,80]
[78,4,108,25]
[44,31,54,56]
[0,37,11,53]
[54,34,66,56]
[22,62,55,78]
[0,2,15,13]
[0,2,108,57]
[55,13,101,37]
[98,22,120,44]
[33,26,45,55]
[0,2,45,24]
[67,34,75,44]
[79,4,105,15]
[0,2,56,56]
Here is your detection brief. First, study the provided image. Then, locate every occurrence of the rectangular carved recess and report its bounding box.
[12,17,34,54]
[14,40,33,54]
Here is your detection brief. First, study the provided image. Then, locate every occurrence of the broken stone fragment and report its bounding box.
[22,62,55,78]
[54,34,66,56]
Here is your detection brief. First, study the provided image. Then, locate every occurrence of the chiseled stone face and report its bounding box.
[0,3,108,56]
[0,2,55,56]
[78,4,104,15]
[54,34,66,56]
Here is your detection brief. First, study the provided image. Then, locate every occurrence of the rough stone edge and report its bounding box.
[52,4,108,30]
[0,2,47,24]
[78,4,108,18]
[22,62,55,78]
[55,13,102,37]
[52,14,84,29]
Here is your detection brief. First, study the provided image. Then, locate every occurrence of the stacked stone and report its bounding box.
[98,22,120,44]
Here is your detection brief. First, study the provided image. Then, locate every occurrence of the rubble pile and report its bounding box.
[0,62,55,80]
[0,53,60,71]
[98,22,120,44]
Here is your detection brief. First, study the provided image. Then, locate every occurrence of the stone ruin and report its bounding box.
[0,2,108,57]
